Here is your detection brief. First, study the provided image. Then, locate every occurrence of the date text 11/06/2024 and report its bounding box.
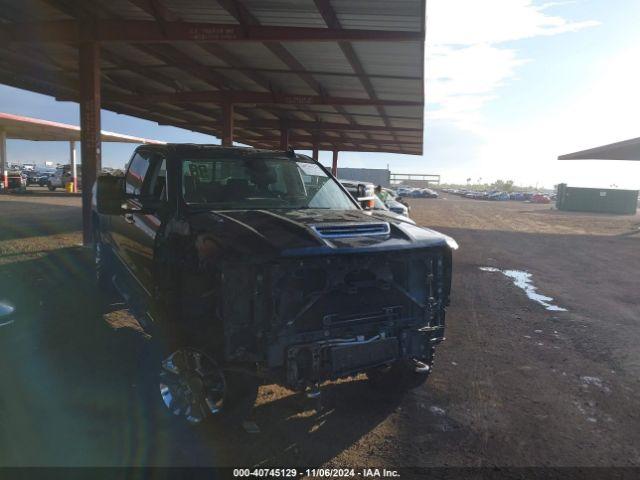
[232,468,401,478]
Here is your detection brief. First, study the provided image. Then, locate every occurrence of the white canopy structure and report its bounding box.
[0,111,164,191]
[559,137,640,161]
[0,112,165,144]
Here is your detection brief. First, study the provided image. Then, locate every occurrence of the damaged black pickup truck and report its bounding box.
[94,144,456,425]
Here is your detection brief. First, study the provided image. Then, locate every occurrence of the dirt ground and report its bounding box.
[0,188,639,472]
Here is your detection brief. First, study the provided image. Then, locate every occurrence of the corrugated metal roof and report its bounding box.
[0,0,425,155]
[559,137,640,161]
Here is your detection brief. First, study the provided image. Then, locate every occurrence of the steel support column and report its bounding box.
[279,125,289,150]
[79,42,101,245]
[69,140,77,193]
[222,101,234,147]
[0,129,6,189]
[312,146,319,161]
[332,150,338,176]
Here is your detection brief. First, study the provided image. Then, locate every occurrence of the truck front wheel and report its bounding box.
[142,346,259,427]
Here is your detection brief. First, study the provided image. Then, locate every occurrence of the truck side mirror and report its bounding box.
[96,175,125,215]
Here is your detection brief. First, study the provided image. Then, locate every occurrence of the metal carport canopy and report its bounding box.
[0,0,425,155]
[0,112,164,143]
[559,137,640,161]
[0,111,164,192]
[0,0,425,243]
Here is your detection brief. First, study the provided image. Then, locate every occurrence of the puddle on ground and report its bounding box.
[479,267,567,312]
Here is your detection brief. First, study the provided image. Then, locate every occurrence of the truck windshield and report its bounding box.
[181,157,358,210]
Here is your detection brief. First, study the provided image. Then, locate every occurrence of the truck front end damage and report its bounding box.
[219,247,452,391]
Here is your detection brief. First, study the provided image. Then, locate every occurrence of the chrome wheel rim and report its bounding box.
[159,348,226,424]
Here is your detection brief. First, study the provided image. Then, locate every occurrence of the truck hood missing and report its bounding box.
[187,208,457,259]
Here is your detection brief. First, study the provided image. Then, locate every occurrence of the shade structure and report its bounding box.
[0,0,425,155]
[0,112,164,144]
[559,137,640,161]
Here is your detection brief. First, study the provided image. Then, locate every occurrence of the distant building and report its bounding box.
[337,167,391,187]
[390,173,441,188]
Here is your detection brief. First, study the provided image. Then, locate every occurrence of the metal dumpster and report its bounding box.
[556,184,638,215]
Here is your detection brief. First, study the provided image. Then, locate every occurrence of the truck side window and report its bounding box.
[125,153,150,196]
[143,155,167,202]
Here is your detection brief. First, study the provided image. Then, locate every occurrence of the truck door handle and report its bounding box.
[124,213,134,224]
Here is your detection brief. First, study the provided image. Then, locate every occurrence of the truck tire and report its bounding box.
[366,357,433,391]
[48,184,56,191]
[139,343,259,428]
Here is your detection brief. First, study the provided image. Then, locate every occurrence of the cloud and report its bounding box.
[427,44,527,129]
[426,0,598,129]
[427,0,598,46]
[473,44,640,188]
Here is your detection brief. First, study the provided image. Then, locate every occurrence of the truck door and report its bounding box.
[111,151,167,297]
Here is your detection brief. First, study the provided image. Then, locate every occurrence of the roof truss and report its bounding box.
[0,0,426,156]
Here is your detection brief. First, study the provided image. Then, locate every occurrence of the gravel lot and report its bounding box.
[0,188,639,471]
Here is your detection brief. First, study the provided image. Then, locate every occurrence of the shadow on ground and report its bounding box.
[0,247,400,466]
[0,200,81,241]
[10,190,82,198]
[2,224,640,467]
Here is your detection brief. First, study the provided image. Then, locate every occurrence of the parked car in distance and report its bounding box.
[26,170,40,185]
[531,193,551,204]
[488,191,510,201]
[48,165,82,191]
[382,187,398,198]
[339,179,376,209]
[37,170,56,186]
[464,190,487,200]
[369,194,415,224]
[341,181,411,219]
[94,145,456,426]
[396,186,412,196]
[408,188,438,198]
[27,168,55,186]
[0,170,27,192]
[386,197,411,217]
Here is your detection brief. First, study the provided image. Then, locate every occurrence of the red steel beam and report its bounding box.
[264,144,418,155]
[165,119,421,133]
[314,0,401,147]
[128,1,296,143]
[121,0,298,144]
[222,101,234,146]
[135,44,229,89]
[0,20,423,43]
[100,63,421,82]
[126,43,294,142]
[279,125,290,150]
[289,134,422,145]
[242,106,422,121]
[67,90,422,107]
[79,42,101,245]
[215,0,362,146]
[262,136,421,146]
[129,0,179,22]
[332,151,339,176]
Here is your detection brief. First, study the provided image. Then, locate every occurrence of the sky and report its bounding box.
[2,0,640,189]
